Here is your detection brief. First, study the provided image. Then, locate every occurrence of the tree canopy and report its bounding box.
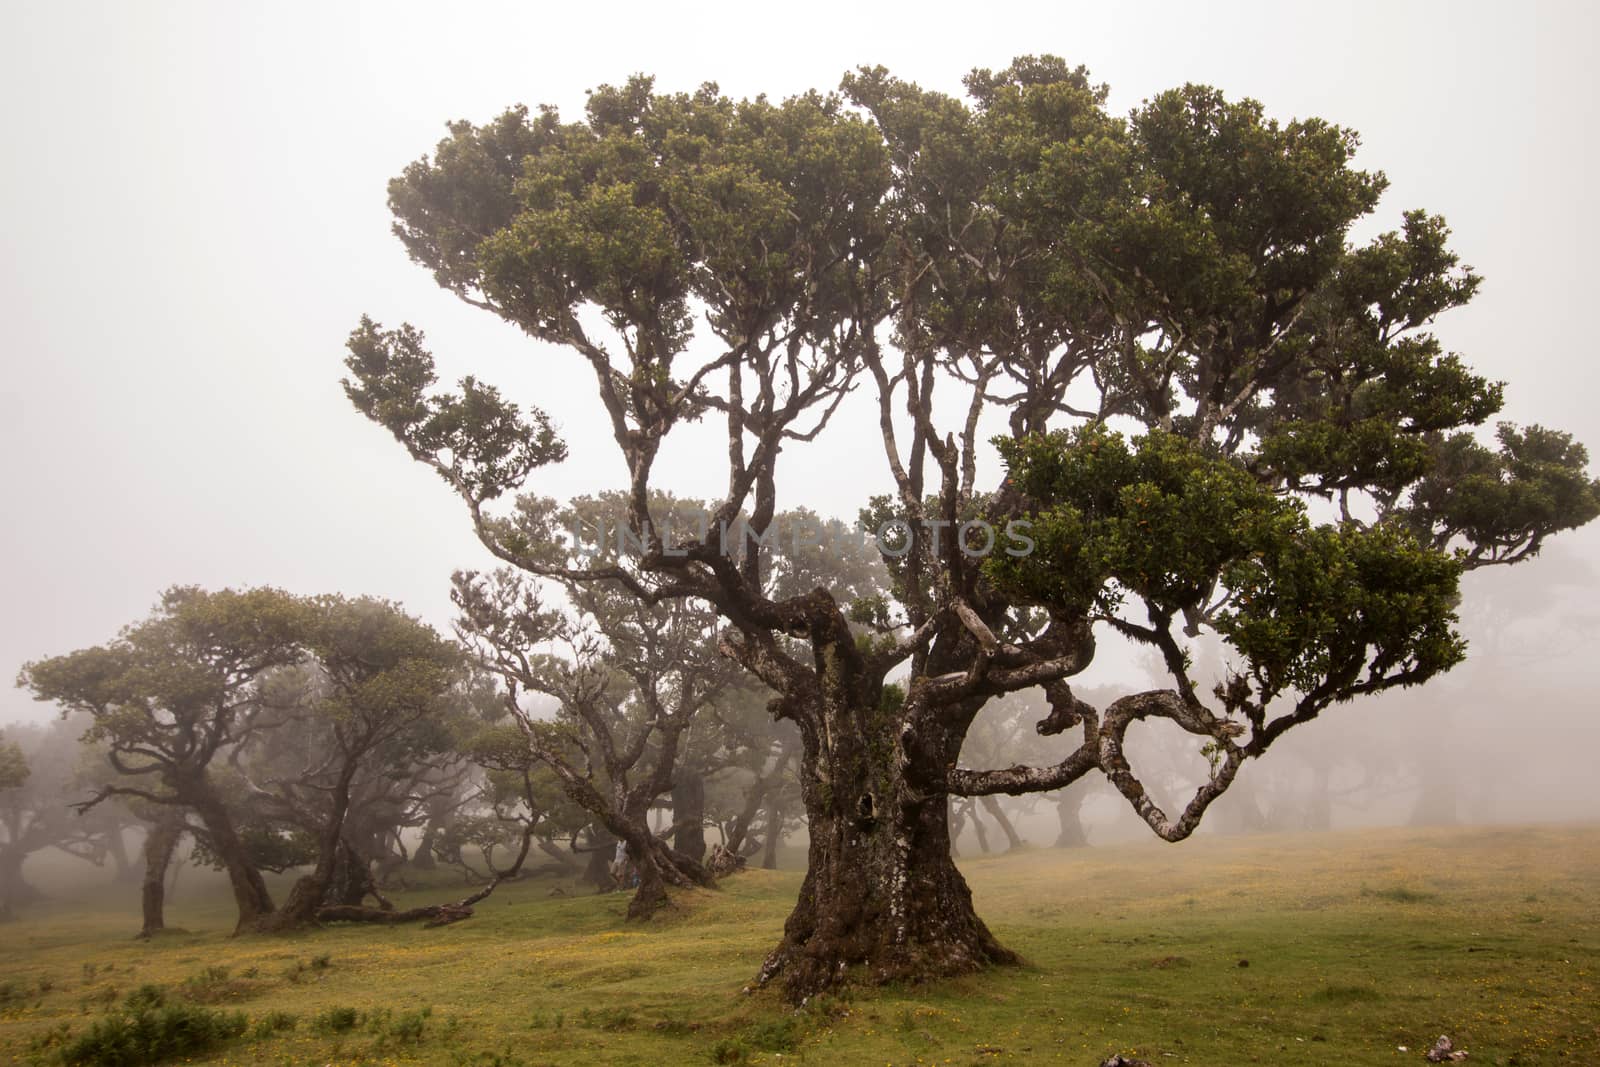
[345,57,1599,999]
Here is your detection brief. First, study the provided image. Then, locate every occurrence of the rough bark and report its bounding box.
[755,686,1016,1003]
[255,762,359,933]
[138,814,184,938]
[580,829,616,892]
[328,841,376,906]
[760,801,785,870]
[617,823,714,920]
[317,878,499,927]
[670,774,707,863]
[184,778,275,933]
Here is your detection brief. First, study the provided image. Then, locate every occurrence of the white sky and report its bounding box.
[3,0,1598,727]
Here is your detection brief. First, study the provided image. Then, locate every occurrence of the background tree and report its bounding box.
[18,587,306,932]
[18,588,469,933]
[345,60,1600,1000]
[247,596,462,931]
[452,507,739,917]
[0,717,120,920]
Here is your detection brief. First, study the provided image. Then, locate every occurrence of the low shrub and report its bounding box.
[310,1005,361,1035]
[58,1002,247,1066]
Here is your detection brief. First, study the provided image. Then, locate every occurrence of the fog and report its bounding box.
[4,0,1599,837]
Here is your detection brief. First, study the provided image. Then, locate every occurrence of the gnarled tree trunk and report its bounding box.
[671,774,707,863]
[614,818,714,920]
[756,687,1016,1003]
[979,794,1023,851]
[138,814,185,938]
[0,846,35,921]
[183,778,275,933]
[760,801,785,870]
[256,763,358,933]
[1054,781,1090,848]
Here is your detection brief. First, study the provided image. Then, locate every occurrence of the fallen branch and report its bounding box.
[315,878,501,928]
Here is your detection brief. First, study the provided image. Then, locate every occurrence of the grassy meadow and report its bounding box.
[1,824,1596,1066]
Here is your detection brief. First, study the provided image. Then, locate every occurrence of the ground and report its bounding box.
[1,824,1596,1066]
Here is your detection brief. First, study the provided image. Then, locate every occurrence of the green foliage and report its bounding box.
[189,824,316,875]
[121,986,165,1012]
[176,965,259,1005]
[281,955,331,984]
[990,426,1300,617]
[1216,522,1464,704]
[58,1001,247,1066]
[309,1005,361,1035]
[363,1005,431,1047]
[741,1016,799,1052]
[18,586,309,769]
[343,318,567,503]
[993,425,1467,714]
[0,739,28,791]
[248,1010,297,1038]
[1402,422,1600,563]
[708,1036,749,1063]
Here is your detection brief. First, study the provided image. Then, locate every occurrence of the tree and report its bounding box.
[452,505,737,918]
[344,59,1600,1000]
[249,596,463,931]
[18,587,307,932]
[18,587,465,933]
[0,717,121,920]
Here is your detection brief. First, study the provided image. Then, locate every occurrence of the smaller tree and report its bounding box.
[252,597,462,931]
[18,587,471,933]
[18,588,306,932]
[0,719,122,919]
[454,558,734,918]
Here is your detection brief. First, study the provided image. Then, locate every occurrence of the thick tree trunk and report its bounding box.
[614,818,714,920]
[671,774,707,863]
[0,846,34,920]
[979,795,1023,851]
[257,764,358,933]
[760,802,785,870]
[1054,783,1090,848]
[328,841,378,906]
[756,688,1017,1003]
[138,815,184,938]
[183,779,275,933]
[581,828,616,892]
[412,819,440,870]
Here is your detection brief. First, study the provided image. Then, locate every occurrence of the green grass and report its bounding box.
[2,824,1597,1065]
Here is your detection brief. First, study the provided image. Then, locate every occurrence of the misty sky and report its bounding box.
[3,0,1598,750]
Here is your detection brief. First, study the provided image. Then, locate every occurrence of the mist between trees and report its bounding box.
[6,53,1600,1017]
